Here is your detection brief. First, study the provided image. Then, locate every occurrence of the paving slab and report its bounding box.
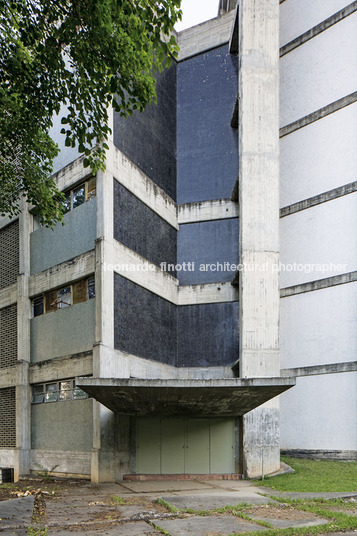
[152,515,267,536]
[159,492,271,511]
[120,480,214,493]
[49,521,160,535]
[250,515,330,529]
[0,496,34,528]
[261,489,357,500]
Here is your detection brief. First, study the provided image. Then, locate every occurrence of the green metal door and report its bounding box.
[161,418,185,474]
[210,418,235,473]
[186,419,210,474]
[135,417,235,474]
[136,417,160,474]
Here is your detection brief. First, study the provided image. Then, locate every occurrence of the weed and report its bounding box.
[156,498,179,513]
[111,495,127,505]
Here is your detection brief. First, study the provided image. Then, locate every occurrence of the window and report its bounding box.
[32,277,95,317]
[31,380,89,404]
[62,177,96,214]
[33,296,44,318]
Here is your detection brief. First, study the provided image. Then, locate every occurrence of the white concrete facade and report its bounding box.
[279,0,357,457]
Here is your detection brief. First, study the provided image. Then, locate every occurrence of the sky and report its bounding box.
[175,0,219,32]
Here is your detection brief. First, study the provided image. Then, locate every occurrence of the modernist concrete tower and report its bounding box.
[0,0,355,483]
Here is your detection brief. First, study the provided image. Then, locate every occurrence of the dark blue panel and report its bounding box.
[113,181,177,272]
[114,274,177,366]
[177,45,238,203]
[113,64,177,200]
[177,219,239,285]
[177,302,239,367]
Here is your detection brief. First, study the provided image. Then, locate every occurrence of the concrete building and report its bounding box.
[0,0,356,482]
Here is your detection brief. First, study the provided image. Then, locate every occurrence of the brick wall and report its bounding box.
[0,387,16,448]
[0,305,18,369]
[0,220,19,290]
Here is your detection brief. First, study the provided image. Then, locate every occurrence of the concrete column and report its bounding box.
[238,0,281,477]
[15,200,32,480]
[91,143,118,482]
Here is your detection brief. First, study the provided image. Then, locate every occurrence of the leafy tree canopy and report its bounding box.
[0,0,181,225]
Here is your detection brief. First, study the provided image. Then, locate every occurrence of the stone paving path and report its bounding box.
[0,480,356,536]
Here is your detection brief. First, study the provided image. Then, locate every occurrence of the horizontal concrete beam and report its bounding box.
[77,377,295,417]
[29,250,95,298]
[280,179,357,217]
[281,361,357,377]
[177,11,235,61]
[281,271,357,298]
[280,91,357,137]
[178,282,238,305]
[178,199,238,224]
[0,215,18,232]
[29,352,93,384]
[53,155,92,193]
[111,144,178,230]
[96,345,236,380]
[111,239,178,304]
[0,283,17,308]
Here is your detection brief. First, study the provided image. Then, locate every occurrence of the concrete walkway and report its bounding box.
[0,479,356,536]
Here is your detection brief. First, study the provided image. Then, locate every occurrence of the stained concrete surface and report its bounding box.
[49,521,161,535]
[1,480,355,536]
[152,515,267,535]
[0,496,34,528]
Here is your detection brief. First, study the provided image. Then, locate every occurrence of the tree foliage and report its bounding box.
[0,0,181,225]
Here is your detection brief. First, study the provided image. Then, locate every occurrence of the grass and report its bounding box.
[255,456,357,492]
[111,495,127,505]
[28,528,48,536]
[226,497,357,536]
[156,498,179,513]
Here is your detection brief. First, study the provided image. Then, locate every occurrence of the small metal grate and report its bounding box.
[0,305,17,369]
[0,220,19,290]
[0,387,16,448]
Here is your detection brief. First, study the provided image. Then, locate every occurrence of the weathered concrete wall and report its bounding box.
[280,193,357,287]
[279,0,357,456]
[114,274,177,365]
[239,0,280,478]
[113,64,177,200]
[177,302,239,367]
[30,199,97,274]
[177,219,239,285]
[280,104,357,207]
[281,283,357,369]
[30,300,95,362]
[113,181,177,271]
[31,398,93,451]
[280,372,357,451]
[177,45,238,204]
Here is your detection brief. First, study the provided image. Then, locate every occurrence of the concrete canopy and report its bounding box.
[76,377,295,417]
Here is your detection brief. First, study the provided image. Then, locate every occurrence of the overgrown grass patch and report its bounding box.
[255,456,357,492]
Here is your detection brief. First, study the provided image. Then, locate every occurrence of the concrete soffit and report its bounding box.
[77,377,295,417]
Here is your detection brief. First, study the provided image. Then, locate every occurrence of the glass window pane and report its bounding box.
[73,387,88,400]
[32,385,44,403]
[45,383,57,402]
[33,296,44,317]
[88,277,95,299]
[62,191,71,213]
[72,184,85,209]
[58,287,71,308]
